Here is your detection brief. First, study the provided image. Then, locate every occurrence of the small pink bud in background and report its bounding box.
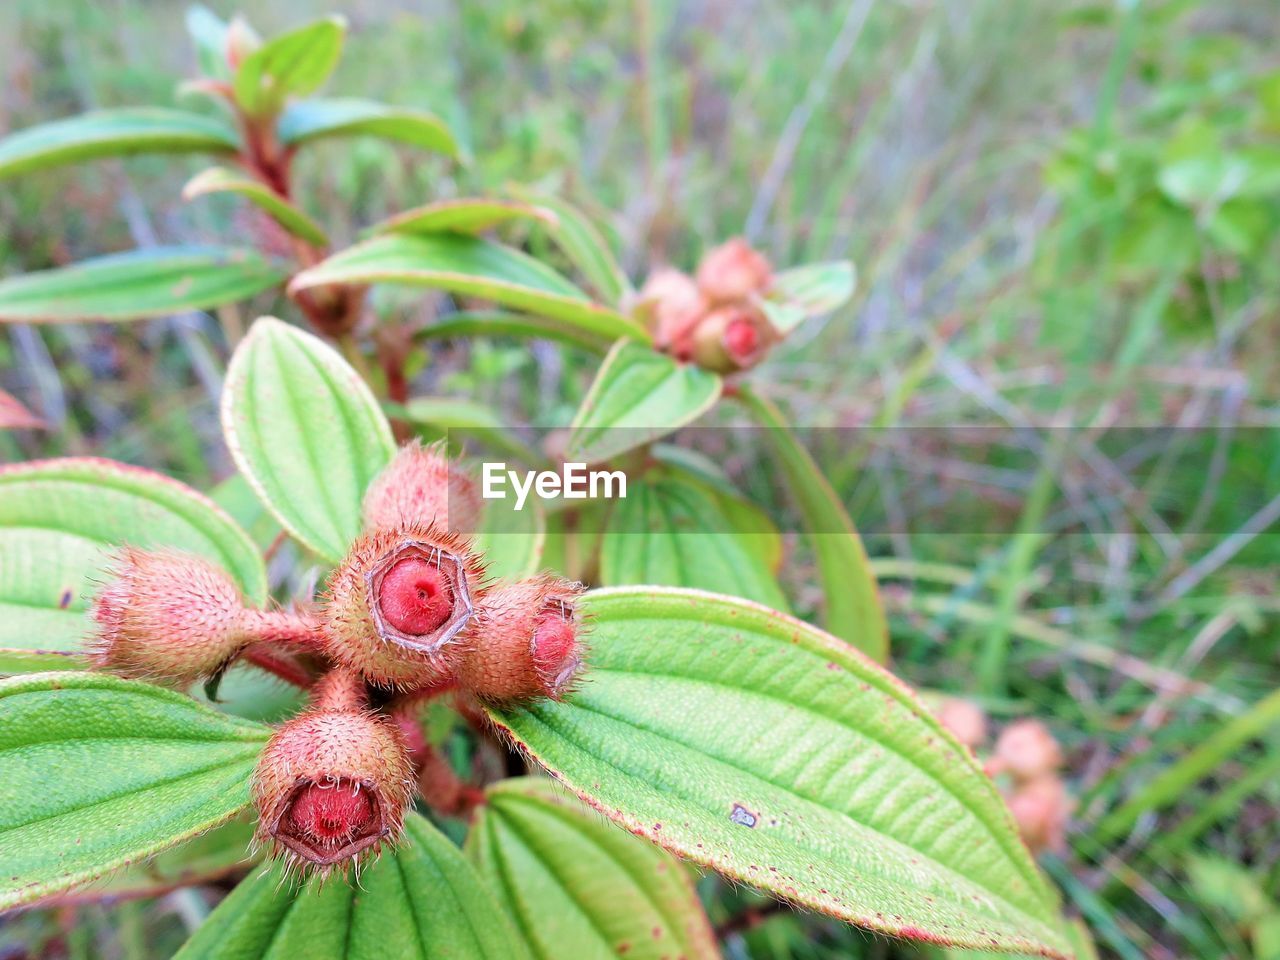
[689,305,775,373]
[1007,776,1072,855]
[253,670,412,872]
[322,526,487,690]
[637,268,707,356]
[937,698,988,751]
[363,441,482,536]
[695,238,772,304]
[453,574,586,702]
[990,719,1063,782]
[90,548,252,685]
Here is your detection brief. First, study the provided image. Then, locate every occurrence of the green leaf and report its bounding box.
[507,188,633,304]
[474,495,547,581]
[737,387,888,663]
[0,672,268,909]
[222,317,396,563]
[277,98,459,157]
[0,108,239,180]
[400,395,543,464]
[600,468,789,610]
[766,261,856,331]
[186,6,232,81]
[371,198,556,236]
[176,813,529,959]
[0,246,287,324]
[488,588,1070,959]
[68,817,258,903]
[468,777,719,960]
[0,457,267,671]
[184,166,328,246]
[649,445,784,574]
[290,234,648,343]
[567,340,721,465]
[233,16,346,117]
[419,310,612,353]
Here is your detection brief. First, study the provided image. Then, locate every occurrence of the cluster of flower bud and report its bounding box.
[88,441,587,874]
[935,699,1073,855]
[636,237,779,374]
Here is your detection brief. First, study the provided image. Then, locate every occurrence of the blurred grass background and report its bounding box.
[2,0,1280,958]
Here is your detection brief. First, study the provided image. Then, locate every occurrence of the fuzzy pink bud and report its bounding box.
[1007,776,1072,855]
[695,238,772,304]
[453,574,586,702]
[89,548,253,685]
[689,304,776,373]
[637,268,707,356]
[990,719,1064,783]
[363,441,482,536]
[936,698,988,751]
[253,670,412,872]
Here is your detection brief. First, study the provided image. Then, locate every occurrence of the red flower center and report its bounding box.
[287,779,375,844]
[724,317,759,359]
[532,605,580,692]
[378,557,455,635]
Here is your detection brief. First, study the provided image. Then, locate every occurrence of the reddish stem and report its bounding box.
[241,609,325,648]
[242,644,315,688]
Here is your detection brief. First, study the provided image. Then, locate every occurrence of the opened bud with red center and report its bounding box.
[363,441,482,536]
[322,525,487,690]
[90,548,254,685]
[695,237,773,304]
[689,304,776,374]
[253,670,412,873]
[453,574,586,702]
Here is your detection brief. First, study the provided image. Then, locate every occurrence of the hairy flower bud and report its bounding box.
[937,698,988,751]
[689,304,775,373]
[253,671,412,872]
[1007,776,1072,855]
[695,238,772,304]
[322,526,486,689]
[990,719,1063,783]
[637,268,707,357]
[363,441,482,536]
[89,548,252,684]
[454,574,586,702]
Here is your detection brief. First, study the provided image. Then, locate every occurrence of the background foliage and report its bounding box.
[1,1,1279,958]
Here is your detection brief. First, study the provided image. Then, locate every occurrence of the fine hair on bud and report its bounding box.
[695,237,773,304]
[253,670,413,874]
[89,547,254,685]
[322,524,487,690]
[990,718,1064,783]
[454,574,586,702]
[363,440,482,536]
